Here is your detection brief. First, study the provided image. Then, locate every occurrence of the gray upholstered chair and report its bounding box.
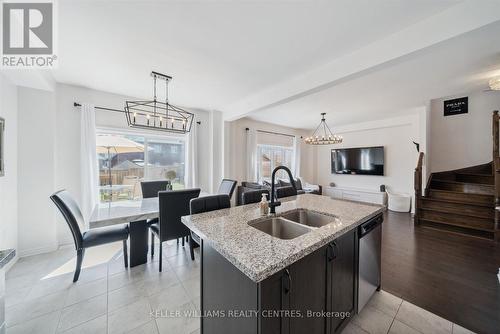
[189,194,231,260]
[217,179,237,200]
[150,188,201,271]
[50,190,129,282]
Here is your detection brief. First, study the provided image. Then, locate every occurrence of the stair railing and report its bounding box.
[414,152,424,224]
[493,111,500,241]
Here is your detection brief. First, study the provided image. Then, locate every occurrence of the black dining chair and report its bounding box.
[150,188,201,271]
[50,190,129,282]
[140,180,171,198]
[140,180,175,257]
[217,179,237,200]
[276,186,298,199]
[189,194,231,260]
[242,189,270,205]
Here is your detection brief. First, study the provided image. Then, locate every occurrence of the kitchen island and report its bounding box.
[181,194,384,334]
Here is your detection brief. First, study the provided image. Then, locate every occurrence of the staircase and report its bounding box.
[414,111,500,242]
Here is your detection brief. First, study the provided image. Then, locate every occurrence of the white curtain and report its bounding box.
[80,104,99,226]
[293,136,301,177]
[246,128,257,182]
[185,122,198,188]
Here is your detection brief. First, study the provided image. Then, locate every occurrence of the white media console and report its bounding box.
[323,186,387,206]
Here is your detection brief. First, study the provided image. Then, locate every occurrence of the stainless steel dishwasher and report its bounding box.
[357,214,383,313]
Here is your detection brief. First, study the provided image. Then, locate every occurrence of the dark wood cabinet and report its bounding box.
[288,246,328,334]
[201,229,358,334]
[327,230,357,333]
[259,245,328,334]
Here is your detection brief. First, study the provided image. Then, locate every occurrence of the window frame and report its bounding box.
[256,143,295,182]
[96,127,186,199]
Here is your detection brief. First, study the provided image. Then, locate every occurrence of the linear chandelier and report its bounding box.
[125,71,195,133]
[304,113,343,145]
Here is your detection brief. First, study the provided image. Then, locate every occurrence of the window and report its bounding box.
[257,144,294,182]
[96,130,185,202]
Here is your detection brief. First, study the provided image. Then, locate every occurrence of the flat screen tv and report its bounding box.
[331,146,384,176]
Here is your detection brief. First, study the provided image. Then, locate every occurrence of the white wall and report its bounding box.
[0,75,18,259]
[17,87,58,256]
[315,112,424,204]
[224,117,315,183]
[430,91,500,173]
[13,83,214,251]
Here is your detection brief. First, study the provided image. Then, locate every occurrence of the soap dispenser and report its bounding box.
[260,193,269,216]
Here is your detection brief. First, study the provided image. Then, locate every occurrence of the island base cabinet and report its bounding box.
[201,242,259,334]
[259,247,328,334]
[327,230,357,333]
[200,230,358,334]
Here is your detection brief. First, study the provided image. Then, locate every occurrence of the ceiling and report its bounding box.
[47,0,500,128]
[249,21,500,128]
[53,1,460,108]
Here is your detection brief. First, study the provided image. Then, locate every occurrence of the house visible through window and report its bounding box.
[96,130,185,202]
[257,144,294,182]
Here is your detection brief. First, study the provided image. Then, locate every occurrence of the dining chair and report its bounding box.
[217,179,237,200]
[275,185,298,199]
[150,188,201,271]
[140,180,175,257]
[189,194,231,260]
[50,190,129,282]
[140,180,171,198]
[242,189,270,205]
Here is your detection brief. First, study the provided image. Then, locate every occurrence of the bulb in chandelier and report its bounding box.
[146,114,150,125]
[304,113,342,145]
[133,112,137,123]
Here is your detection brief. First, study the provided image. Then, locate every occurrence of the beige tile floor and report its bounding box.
[4,242,476,334]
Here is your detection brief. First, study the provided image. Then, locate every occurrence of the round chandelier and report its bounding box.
[489,76,500,91]
[304,113,343,145]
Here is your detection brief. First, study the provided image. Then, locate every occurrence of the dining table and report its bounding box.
[89,192,208,267]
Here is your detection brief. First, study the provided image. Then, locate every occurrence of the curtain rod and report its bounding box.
[251,128,296,138]
[73,102,201,124]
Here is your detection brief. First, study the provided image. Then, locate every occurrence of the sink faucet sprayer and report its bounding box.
[269,166,297,215]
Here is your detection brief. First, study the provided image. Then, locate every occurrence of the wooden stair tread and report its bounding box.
[428,181,494,195]
[418,215,495,232]
[420,196,494,208]
[427,190,494,202]
[421,200,495,221]
[418,221,495,241]
[432,179,493,187]
[455,172,493,176]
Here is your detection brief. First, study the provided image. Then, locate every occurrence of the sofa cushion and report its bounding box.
[294,178,303,190]
[262,180,277,188]
[241,182,263,189]
[279,178,303,190]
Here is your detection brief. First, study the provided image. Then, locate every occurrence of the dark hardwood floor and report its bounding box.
[381,211,500,334]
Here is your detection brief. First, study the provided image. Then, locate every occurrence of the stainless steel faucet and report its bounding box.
[269,166,297,214]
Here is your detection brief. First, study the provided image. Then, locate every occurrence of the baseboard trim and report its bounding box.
[18,243,58,258]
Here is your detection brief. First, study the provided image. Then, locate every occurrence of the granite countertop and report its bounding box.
[0,249,15,270]
[181,194,385,282]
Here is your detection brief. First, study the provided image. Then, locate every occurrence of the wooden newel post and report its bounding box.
[414,152,424,225]
[493,111,500,241]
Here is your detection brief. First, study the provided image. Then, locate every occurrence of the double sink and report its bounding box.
[249,209,339,240]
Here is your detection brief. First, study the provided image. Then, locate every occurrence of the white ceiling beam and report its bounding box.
[222,0,500,121]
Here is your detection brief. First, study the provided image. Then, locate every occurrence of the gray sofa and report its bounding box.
[236,179,322,206]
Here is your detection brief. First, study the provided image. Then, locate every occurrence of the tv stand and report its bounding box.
[324,186,387,205]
